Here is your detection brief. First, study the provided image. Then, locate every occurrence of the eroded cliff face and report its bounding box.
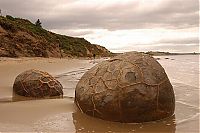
[0,27,61,57]
[0,16,111,58]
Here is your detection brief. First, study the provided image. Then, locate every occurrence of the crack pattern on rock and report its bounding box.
[75,52,175,122]
[13,69,63,98]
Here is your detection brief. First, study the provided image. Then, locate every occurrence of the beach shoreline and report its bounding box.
[0,55,199,132]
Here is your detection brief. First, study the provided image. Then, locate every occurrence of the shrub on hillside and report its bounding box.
[0,21,17,32]
[6,15,15,21]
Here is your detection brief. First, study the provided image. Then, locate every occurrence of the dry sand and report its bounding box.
[0,55,199,133]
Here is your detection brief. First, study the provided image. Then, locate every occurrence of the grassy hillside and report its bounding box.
[0,15,111,58]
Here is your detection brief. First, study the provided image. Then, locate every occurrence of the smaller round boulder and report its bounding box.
[13,69,63,98]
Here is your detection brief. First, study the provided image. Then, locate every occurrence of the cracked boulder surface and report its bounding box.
[13,69,63,98]
[75,52,175,123]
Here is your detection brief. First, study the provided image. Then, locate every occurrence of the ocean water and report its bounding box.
[155,55,199,133]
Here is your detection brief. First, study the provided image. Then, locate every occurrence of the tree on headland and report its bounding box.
[35,19,42,27]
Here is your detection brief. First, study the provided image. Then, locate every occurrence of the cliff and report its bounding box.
[0,15,111,58]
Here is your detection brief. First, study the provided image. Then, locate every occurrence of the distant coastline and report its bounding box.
[110,51,199,57]
[142,51,200,56]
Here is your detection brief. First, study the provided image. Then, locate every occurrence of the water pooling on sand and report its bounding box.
[0,55,199,132]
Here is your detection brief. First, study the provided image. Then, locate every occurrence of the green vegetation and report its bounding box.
[0,15,111,57]
[6,15,15,21]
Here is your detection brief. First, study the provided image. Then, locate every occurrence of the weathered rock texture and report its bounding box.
[13,69,63,98]
[75,52,175,123]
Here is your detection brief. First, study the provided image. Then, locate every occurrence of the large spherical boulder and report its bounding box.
[75,52,175,123]
[13,69,63,98]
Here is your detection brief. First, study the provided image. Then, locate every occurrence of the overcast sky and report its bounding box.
[0,0,199,53]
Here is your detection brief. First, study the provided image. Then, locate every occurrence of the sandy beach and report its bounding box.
[0,55,199,133]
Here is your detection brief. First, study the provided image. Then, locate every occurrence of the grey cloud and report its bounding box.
[45,0,199,30]
[67,30,94,37]
[110,37,199,53]
[111,43,199,53]
[118,37,199,47]
[0,0,76,22]
[148,44,199,53]
[159,37,199,44]
[52,29,94,36]
[0,0,198,30]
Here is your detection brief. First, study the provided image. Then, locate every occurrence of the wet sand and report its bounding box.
[0,55,199,132]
